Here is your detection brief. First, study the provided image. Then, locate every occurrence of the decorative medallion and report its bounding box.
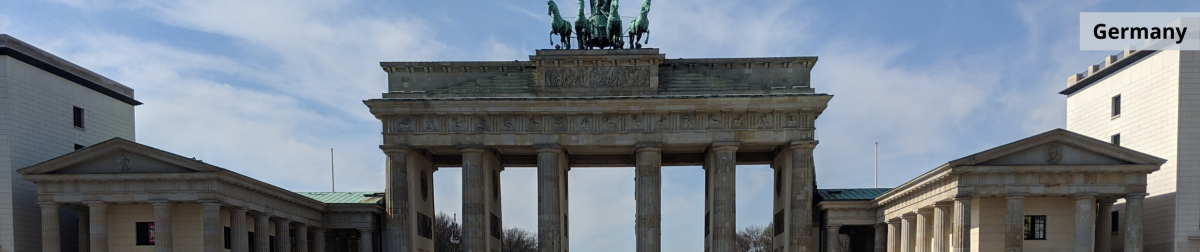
[450,117,465,132]
[424,118,438,132]
[115,152,134,172]
[397,117,413,132]
[501,117,516,131]
[630,114,644,130]
[1043,143,1063,164]
[553,116,568,132]
[706,113,721,129]
[475,117,488,132]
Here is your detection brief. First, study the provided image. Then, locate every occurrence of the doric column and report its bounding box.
[826,224,842,252]
[915,209,932,252]
[381,145,412,252]
[358,228,374,252]
[77,206,89,252]
[1123,193,1146,252]
[888,219,902,252]
[874,223,888,252]
[536,145,563,252]
[461,147,487,252]
[1005,195,1025,252]
[253,213,270,252]
[790,140,817,251]
[313,228,326,252]
[229,208,248,252]
[711,142,739,252]
[1095,199,1114,252]
[951,197,971,252]
[41,203,61,252]
[296,223,309,252]
[275,219,292,252]
[201,201,222,252]
[932,203,952,252]
[151,200,174,252]
[1073,195,1096,252]
[901,213,916,252]
[87,202,108,252]
[636,143,662,252]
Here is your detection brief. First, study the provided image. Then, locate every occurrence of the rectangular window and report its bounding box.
[74,144,84,150]
[490,213,502,239]
[1024,215,1046,240]
[774,210,785,236]
[249,232,256,252]
[73,106,85,129]
[224,227,231,249]
[1112,134,1121,146]
[1112,94,1121,117]
[1112,211,1119,233]
[269,236,275,252]
[136,222,155,245]
[418,213,433,239]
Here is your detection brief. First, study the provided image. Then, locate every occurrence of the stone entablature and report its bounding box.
[379,49,817,98]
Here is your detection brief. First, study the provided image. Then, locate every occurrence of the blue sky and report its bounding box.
[3,0,1197,251]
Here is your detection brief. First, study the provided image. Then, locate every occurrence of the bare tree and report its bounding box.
[501,227,538,252]
[435,212,463,252]
[736,224,774,252]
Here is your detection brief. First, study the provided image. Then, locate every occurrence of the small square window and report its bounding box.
[1024,215,1046,240]
[1112,134,1121,146]
[73,106,85,129]
[1112,95,1121,117]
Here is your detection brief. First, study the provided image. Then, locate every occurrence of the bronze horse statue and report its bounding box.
[547,0,573,49]
[627,0,650,48]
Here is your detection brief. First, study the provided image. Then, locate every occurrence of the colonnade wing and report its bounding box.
[870,129,1167,252]
[18,138,331,252]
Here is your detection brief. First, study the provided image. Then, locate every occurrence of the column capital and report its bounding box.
[1005,193,1028,199]
[456,143,485,150]
[84,201,107,207]
[934,201,954,208]
[535,146,562,153]
[148,199,172,205]
[916,208,934,215]
[901,213,917,220]
[1074,195,1096,200]
[711,142,740,152]
[39,202,60,207]
[380,144,412,155]
[887,218,903,224]
[1125,192,1149,198]
[635,142,663,150]
[198,199,223,205]
[789,140,819,149]
[533,143,562,150]
[356,227,375,232]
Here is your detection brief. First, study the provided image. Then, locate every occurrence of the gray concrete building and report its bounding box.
[1,34,140,252]
[1061,49,1200,251]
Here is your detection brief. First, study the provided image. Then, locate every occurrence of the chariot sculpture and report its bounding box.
[547,0,651,50]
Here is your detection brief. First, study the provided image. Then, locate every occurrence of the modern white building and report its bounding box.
[1,34,140,252]
[1061,49,1200,251]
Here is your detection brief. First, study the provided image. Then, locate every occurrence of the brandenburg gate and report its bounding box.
[364,49,831,252]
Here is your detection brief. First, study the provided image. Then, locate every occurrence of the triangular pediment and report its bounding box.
[947,129,1166,167]
[18,138,221,175]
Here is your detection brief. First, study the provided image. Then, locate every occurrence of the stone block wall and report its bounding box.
[0,55,135,252]
[1065,50,1188,251]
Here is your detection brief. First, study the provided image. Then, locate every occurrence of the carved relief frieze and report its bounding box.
[423,116,440,132]
[552,116,569,132]
[543,67,651,88]
[528,116,544,132]
[385,110,814,134]
[629,113,646,131]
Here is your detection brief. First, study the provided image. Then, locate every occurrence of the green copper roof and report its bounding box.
[296,192,384,204]
[817,188,891,201]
